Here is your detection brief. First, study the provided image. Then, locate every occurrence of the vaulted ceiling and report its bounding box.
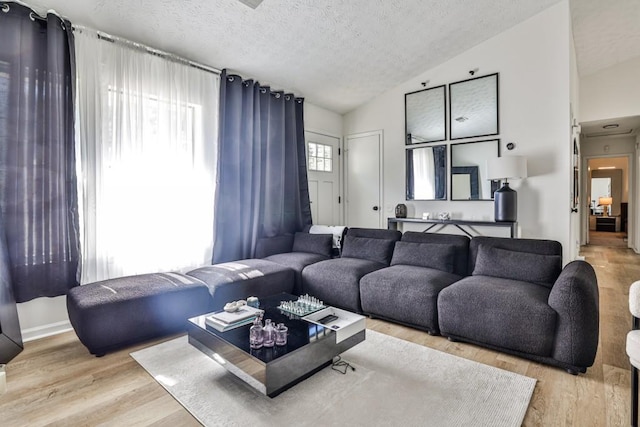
[20,0,640,114]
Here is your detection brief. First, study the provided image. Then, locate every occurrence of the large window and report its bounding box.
[75,29,219,283]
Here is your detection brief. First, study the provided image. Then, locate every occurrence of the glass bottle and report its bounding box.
[262,319,276,348]
[249,317,263,349]
[276,323,288,346]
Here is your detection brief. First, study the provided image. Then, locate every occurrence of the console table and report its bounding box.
[387,217,517,238]
[595,216,619,232]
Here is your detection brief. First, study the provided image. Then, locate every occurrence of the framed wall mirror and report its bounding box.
[405,85,446,144]
[406,145,447,200]
[450,139,500,200]
[449,73,499,140]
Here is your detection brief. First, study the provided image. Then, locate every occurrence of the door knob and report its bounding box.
[373,206,379,211]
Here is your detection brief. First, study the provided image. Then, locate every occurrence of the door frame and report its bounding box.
[305,128,345,225]
[581,152,634,250]
[345,130,385,228]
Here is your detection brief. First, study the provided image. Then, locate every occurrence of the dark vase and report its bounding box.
[395,204,407,218]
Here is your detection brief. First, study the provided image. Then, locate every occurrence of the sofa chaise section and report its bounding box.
[67,272,212,356]
[360,232,470,334]
[302,227,401,312]
[437,236,599,374]
[186,259,295,311]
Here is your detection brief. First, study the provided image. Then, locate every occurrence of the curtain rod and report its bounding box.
[72,25,221,76]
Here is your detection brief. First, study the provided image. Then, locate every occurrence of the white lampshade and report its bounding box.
[486,156,527,180]
[598,197,612,206]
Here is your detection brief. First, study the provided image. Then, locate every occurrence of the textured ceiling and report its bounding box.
[16,0,639,114]
[570,0,640,77]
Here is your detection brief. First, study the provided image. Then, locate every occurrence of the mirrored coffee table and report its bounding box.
[187,292,366,397]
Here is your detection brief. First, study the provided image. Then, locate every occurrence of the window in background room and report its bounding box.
[74,28,219,283]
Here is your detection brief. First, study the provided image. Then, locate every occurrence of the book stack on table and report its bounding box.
[205,305,264,332]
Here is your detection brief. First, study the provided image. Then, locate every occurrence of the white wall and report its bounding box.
[580,56,640,122]
[17,296,71,342]
[344,2,574,263]
[304,102,343,137]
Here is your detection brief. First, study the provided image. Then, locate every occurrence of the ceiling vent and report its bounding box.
[585,129,634,138]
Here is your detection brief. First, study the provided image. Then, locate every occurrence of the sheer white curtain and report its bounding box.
[413,147,435,200]
[74,28,219,284]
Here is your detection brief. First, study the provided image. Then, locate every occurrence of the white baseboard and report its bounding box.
[21,320,74,343]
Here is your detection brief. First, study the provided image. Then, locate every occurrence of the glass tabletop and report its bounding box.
[196,292,331,364]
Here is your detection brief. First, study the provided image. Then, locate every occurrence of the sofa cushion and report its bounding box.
[302,257,385,312]
[341,236,396,265]
[469,236,562,274]
[292,232,333,257]
[67,272,212,355]
[264,251,329,294]
[391,242,455,273]
[254,234,294,258]
[438,275,557,356]
[473,244,562,288]
[186,259,294,310]
[400,232,470,276]
[360,264,462,332]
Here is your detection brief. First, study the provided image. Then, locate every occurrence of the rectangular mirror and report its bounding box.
[405,85,446,144]
[449,73,498,140]
[450,139,499,200]
[406,145,447,200]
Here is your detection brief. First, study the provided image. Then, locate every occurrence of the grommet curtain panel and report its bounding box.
[213,70,312,262]
[74,28,219,283]
[0,3,80,302]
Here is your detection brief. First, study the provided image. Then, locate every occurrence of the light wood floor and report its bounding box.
[0,243,635,426]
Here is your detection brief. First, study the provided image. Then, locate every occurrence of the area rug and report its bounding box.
[131,330,536,426]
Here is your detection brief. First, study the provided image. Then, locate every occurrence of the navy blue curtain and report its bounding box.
[433,145,446,200]
[213,70,312,262]
[0,3,79,302]
[405,149,415,200]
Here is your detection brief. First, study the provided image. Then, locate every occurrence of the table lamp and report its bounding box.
[598,197,613,217]
[486,156,527,222]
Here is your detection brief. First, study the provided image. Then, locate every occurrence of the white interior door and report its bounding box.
[345,131,383,228]
[306,131,342,225]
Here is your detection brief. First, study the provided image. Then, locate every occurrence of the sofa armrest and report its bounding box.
[254,234,294,258]
[548,260,599,368]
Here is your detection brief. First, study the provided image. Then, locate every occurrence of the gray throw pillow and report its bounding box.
[472,244,562,287]
[390,242,455,273]
[254,234,294,258]
[341,236,395,265]
[292,232,332,257]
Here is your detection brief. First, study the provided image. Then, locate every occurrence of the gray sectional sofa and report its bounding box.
[67,227,598,375]
[264,228,599,374]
